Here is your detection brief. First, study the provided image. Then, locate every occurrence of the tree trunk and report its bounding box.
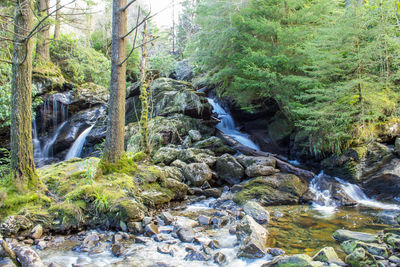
[103,0,127,163]
[36,0,50,62]
[54,0,61,40]
[11,0,39,190]
[139,21,150,154]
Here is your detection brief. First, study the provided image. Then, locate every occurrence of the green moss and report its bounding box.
[99,155,138,176]
[50,201,85,228]
[130,151,147,162]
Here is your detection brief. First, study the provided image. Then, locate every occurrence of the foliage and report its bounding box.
[149,51,176,77]
[0,148,10,179]
[50,34,111,87]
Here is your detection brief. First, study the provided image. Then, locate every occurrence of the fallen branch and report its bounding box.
[0,238,21,267]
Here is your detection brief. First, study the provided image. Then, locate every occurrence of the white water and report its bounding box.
[65,125,94,160]
[42,121,67,159]
[207,98,260,151]
[310,171,399,215]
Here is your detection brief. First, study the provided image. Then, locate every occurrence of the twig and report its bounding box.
[122,0,137,11]
[119,36,159,66]
[119,6,141,66]
[0,239,21,267]
[121,10,152,39]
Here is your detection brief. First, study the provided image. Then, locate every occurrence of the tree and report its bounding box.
[139,21,149,154]
[102,0,128,163]
[54,0,61,40]
[36,0,50,62]
[10,0,40,190]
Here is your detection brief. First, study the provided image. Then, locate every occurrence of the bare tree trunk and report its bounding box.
[139,21,150,154]
[54,0,61,40]
[36,0,50,61]
[11,0,39,190]
[103,0,127,163]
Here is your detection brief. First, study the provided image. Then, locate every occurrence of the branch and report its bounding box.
[0,239,21,267]
[119,36,159,66]
[119,6,141,66]
[122,0,137,11]
[0,58,12,64]
[0,36,13,42]
[121,10,152,39]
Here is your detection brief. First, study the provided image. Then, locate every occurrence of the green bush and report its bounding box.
[50,34,111,87]
[149,51,176,77]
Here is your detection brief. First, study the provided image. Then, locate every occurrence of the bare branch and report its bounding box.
[0,59,12,64]
[122,0,137,11]
[119,6,141,66]
[119,36,159,66]
[121,10,152,39]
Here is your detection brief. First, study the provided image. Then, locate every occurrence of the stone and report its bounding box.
[157,244,175,256]
[160,212,175,225]
[243,201,270,224]
[262,254,323,267]
[188,130,202,141]
[236,215,268,258]
[236,155,276,168]
[174,60,194,81]
[203,188,222,198]
[245,165,279,178]
[345,247,376,267]
[341,240,388,258]
[111,244,122,257]
[177,227,195,243]
[395,137,400,155]
[145,223,159,237]
[179,148,216,167]
[208,240,220,249]
[184,250,210,261]
[153,147,180,165]
[82,233,100,248]
[214,252,227,264]
[112,234,123,244]
[268,248,285,256]
[216,154,245,185]
[312,247,344,265]
[0,215,32,236]
[31,224,43,239]
[333,229,377,243]
[162,166,184,182]
[182,163,213,186]
[198,215,210,225]
[389,255,400,264]
[119,221,127,232]
[127,222,144,234]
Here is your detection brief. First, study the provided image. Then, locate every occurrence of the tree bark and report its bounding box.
[11,0,39,190]
[139,21,150,154]
[54,0,61,40]
[35,0,50,62]
[103,0,127,163]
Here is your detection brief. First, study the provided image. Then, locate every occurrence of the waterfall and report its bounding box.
[65,125,95,160]
[207,98,260,151]
[32,120,43,160]
[309,171,399,214]
[42,121,67,159]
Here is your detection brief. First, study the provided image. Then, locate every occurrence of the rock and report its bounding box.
[236,155,276,168]
[184,250,210,261]
[48,263,63,267]
[188,130,202,142]
[178,148,216,167]
[163,166,184,182]
[234,173,308,205]
[112,234,123,244]
[174,60,194,82]
[153,147,180,165]
[341,240,388,258]
[145,223,159,237]
[384,232,400,248]
[198,215,210,225]
[245,165,279,177]
[182,163,213,186]
[31,224,43,239]
[177,227,195,243]
[112,244,122,257]
[193,137,234,155]
[345,247,376,267]
[262,254,320,267]
[203,188,222,198]
[389,255,400,264]
[236,215,268,258]
[395,137,400,155]
[171,159,187,169]
[268,248,285,256]
[160,212,175,225]
[213,252,227,264]
[173,216,198,229]
[164,178,189,200]
[0,215,32,236]
[11,244,45,267]
[332,229,377,243]
[243,201,270,224]
[312,247,345,265]
[120,221,127,232]
[216,154,245,185]
[127,222,144,234]
[157,244,175,256]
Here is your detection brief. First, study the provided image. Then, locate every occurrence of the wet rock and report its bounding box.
[245,165,279,178]
[162,166,184,182]
[12,244,45,267]
[157,244,175,256]
[177,227,195,243]
[153,147,180,165]
[119,221,127,232]
[173,216,198,229]
[0,215,32,236]
[112,234,123,244]
[23,239,34,245]
[198,215,210,225]
[188,130,202,142]
[179,148,216,167]
[184,249,210,261]
[82,233,100,249]
[135,236,147,244]
[312,247,345,265]
[213,252,227,264]
[48,263,63,267]
[216,154,245,185]
[145,223,159,237]
[262,254,320,267]
[203,188,222,198]
[208,240,220,249]
[243,201,270,224]
[193,137,234,155]
[182,163,213,186]
[237,155,276,169]
[160,212,175,225]
[333,229,377,243]
[236,215,269,258]
[268,248,285,256]
[341,240,388,258]
[112,244,122,257]
[389,255,400,264]
[37,240,47,250]
[174,60,194,82]
[30,224,43,239]
[384,233,400,248]
[210,217,223,227]
[127,222,144,234]
[345,247,376,267]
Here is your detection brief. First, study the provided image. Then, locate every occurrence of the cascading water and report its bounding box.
[207,98,260,151]
[65,124,95,160]
[308,172,337,215]
[42,121,67,159]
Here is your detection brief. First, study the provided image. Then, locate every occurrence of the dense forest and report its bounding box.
[1,0,400,266]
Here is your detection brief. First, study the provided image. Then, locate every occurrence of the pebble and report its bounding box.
[112,243,122,257]
[214,252,227,264]
[145,223,160,237]
[198,215,211,225]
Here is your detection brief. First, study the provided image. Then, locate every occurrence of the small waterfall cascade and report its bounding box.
[207,98,260,151]
[33,92,71,164]
[65,124,95,160]
[309,171,399,215]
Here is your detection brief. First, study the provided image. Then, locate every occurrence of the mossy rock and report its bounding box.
[49,201,86,230]
[234,173,307,205]
[112,199,145,222]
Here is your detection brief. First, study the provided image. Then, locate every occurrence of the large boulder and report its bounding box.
[332,229,377,243]
[216,154,245,185]
[182,163,213,186]
[312,247,344,265]
[153,147,181,165]
[173,60,194,81]
[245,165,279,178]
[178,148,216,167]
[234,173,308,205]
[263,254,323,267]
[237,155,276,169]
[236,215,269,258]
[0,215,32,237]
[243,201,270,224]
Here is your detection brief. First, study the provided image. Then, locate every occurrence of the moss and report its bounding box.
[130,151,147,162]
[98,155,138,176]
[50,201,85,229]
